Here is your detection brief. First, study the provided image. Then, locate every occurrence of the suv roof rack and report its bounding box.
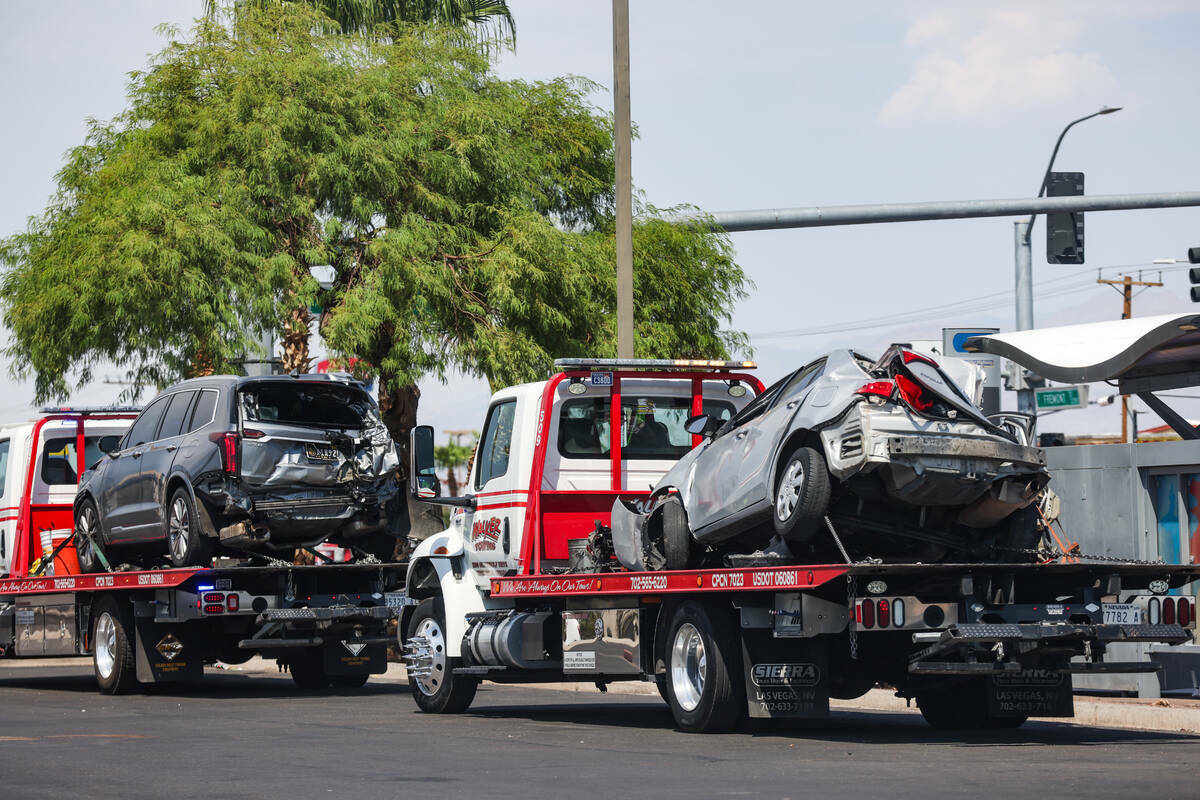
[553,358,756,372]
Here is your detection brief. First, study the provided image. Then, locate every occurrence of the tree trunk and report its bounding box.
[280,306,311,373]
[446,467,459,498]
[380,380,444,546]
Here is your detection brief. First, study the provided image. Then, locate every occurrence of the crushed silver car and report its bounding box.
[610,346,1049,570]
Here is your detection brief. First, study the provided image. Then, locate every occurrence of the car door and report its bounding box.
[100,396,168,542]
[136,390,196,538]
[687,376,788,531]
[729,359,826,512]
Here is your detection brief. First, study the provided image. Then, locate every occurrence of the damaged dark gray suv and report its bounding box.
[73,374,403,570]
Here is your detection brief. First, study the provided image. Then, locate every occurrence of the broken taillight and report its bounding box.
[895,374,933,412]
[902,350,938,367]
[855,381,895,400]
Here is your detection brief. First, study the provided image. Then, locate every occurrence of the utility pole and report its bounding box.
[1096,273,1163,442]
[612,0,634,359]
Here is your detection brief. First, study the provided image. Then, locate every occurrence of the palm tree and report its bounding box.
[203,0,515,43]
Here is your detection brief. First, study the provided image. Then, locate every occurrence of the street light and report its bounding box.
[1012,106,1122,415]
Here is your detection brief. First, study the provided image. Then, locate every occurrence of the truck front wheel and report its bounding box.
[406,597,478,714]
[663,600,745,733]
[92,596,137,695]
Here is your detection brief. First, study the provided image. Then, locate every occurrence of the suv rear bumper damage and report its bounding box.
[194,473,400,550]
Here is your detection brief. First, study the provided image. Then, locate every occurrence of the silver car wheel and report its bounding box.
[168,497,190,562]
[670,622,707,712]
[412,617,447,697]
[76,505,97,565]
[95,612,117,680]
[776,459,805,522]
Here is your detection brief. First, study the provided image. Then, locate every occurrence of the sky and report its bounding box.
[2,1,1199,441]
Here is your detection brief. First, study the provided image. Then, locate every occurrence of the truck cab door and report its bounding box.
[460,399,522,576]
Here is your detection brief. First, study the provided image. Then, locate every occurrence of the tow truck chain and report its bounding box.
[846,574,858,660]
[996,543,1167,566]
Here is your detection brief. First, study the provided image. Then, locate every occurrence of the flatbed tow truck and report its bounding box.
[0,409,404,693]
[398,359,1200,732]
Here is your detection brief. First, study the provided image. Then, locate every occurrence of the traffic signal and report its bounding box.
[1190,247,1200,302]
[1046,172,1085,264]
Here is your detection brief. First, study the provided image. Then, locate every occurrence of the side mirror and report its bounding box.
[98,435,121,456]
[685,414,713,436]
[411,425,439,498]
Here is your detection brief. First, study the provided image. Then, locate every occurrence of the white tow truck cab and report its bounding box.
[401,358,1200,733]
[0,409,137,579]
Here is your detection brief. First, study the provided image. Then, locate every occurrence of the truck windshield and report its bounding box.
[558,396,735,460]
[240,382,376,429]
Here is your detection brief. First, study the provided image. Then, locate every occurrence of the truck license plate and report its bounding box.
[306,444,339,462]
[1102,603,1142,624]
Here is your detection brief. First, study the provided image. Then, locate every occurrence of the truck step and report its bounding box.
[258,606,394,622]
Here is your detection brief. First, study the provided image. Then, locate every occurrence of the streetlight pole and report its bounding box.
[612,0,634,359]
[1013,106,1122,414]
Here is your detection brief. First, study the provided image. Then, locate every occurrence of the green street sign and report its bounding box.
[1034,385,1088,410]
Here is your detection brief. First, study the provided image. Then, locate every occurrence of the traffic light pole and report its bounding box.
[1097,273,1163,442]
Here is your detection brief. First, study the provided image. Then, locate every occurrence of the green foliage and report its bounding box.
[1,6,748,406]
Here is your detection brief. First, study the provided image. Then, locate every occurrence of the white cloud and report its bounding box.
[880,7,1119,126]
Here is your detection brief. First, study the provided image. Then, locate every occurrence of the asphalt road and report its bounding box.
[1,664,1198,800]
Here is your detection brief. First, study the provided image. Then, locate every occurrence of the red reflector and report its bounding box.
[860,599,876,629]
[203,604,225,614]
[241,428,265,439]
[902,350,938,367]
[895,374,933,411]
[855,381,895,399]
[877,599,890,629]
[226,594,240,612]
[1163,597,1176,625]
[1178,598,1191,627]
[203,592,224,603]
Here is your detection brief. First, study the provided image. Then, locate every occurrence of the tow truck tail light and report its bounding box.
[1149,597,1161,625]
[203,604,225,614]
[895,374,933,412]
[1163,597,1176,625]
[859,599,876,629]
[1178,598,1191,627]
[876,599,890,628]
[892,599,905,627]
[226,594,240,612]
[203,592,224,603]
[855,381,895,400]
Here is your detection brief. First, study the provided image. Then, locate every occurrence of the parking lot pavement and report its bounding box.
[2,663,1199,800]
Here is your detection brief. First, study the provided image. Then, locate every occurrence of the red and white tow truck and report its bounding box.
[0,409,405,693]
[400,359,1200,732]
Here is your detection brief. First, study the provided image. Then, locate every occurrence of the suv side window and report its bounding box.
[475,400,517,490]
[158,391,197,440]
[125,397,169,447]
[186,389,218,434]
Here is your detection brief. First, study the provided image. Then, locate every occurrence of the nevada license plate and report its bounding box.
[306,444,339,462]
[1102,603,1143,624]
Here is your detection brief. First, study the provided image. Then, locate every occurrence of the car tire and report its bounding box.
[406,597,478,714]
[92,596,138,695]
[660,496,698,570]
[663,600,745,733]
[289,650,330,691]
[915,679,1026,730]
[74,498,107,574]
[166,487,213,568]
[772,446,831,542]
[330,672,370,689]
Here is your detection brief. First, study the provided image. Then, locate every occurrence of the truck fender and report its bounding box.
[410,527,466,560]
[403,554,497,659]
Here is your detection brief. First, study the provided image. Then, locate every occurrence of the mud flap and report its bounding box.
[740,630,830,719]
[987,670,1074,717]
[323,641,386,675]
[134,620,204,683]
